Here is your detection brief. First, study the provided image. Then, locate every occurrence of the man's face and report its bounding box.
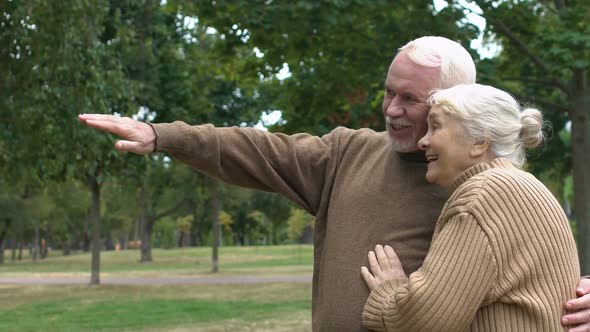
[382,51,440,152]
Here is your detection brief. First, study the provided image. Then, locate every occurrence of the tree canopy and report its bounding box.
[1,0,587,273]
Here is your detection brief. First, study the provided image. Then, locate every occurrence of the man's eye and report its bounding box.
[403,95,417,102]
[386,90,396,97]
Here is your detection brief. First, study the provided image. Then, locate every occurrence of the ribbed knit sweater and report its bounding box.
[363,158,580,332]
[151,122,449,331]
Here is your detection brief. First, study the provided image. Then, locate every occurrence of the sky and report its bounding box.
[433,0,500,59]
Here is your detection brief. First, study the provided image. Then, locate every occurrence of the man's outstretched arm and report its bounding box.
[79,113,341,215]
[78,114,156,154]
[562,278,590,332]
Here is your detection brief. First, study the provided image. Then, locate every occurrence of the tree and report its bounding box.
[287,207,315,244]
[176,214,192,247]
[102,177,137,251]
[136,158,189,262]
[1,0,138,283]
[251,191,293,245]
[193,1,479,135]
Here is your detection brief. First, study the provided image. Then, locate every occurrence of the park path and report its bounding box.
[0,275,311,285]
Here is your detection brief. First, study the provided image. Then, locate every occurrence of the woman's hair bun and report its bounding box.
[519,108,544,149]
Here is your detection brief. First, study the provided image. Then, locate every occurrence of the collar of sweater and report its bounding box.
[449,158,515,192]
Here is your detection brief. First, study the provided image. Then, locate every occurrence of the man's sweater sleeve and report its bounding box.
[150,121,341,215]
[362,212,497,332]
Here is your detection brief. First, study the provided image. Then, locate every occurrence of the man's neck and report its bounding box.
[397,150,427,163]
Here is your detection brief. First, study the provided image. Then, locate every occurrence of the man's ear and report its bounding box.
[470,139,491,158]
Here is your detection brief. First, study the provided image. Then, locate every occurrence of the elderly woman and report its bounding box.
[361,84,580,331]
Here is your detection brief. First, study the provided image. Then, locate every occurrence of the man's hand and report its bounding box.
[562,278,590,331]
[79,114,156,154]
[361,244,407,291]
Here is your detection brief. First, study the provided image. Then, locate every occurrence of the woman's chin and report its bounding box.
[426,172,447,187]
[425,172,436,184]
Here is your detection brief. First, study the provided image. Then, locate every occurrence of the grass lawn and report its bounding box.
[0,245,313,331]
[0,244,313,277]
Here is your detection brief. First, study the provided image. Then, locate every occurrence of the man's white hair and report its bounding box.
[400,36,476,88]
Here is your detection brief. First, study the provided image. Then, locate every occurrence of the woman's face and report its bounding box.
[418,106,479,187]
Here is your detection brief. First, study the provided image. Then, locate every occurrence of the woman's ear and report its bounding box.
[470,139,491,158]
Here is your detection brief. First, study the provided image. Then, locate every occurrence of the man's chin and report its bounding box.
[388,137,419,153]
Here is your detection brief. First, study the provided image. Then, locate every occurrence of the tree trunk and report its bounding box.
[572,70,590,274]
[140,216,155,262]
[133,216,141,247]
[191,200,202,247]
[0,218,11,265]
[271,221,278,245]
[0,227,6,265]
[62,241,71,256]
[18,242,22,260]
[123,233,129,250]
[82,212,91,252]
[177,232,183,248]
[179,232,191,247]
[32,223,39,262]
[11,234,17,262]
[209,178,220,273]
[89,175,102,285]
[138,183,154,262]
[41,238,48,259]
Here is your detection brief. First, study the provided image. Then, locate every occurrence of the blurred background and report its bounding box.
[0,0,588,331]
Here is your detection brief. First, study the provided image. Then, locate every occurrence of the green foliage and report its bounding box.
[287,208,314,243]
[102,179,136,242]
[564,174,574,211]
[43,179,91,249]
[0,182,27,226]
[2,1,137,183]
[9,0,564,257]
[253,193,293,244]
[176,215,192,236]
[193,1,479,134]
[470,0,586,178]
[246,210,271,244]
[219,211,234,232]
[152,217,176,249]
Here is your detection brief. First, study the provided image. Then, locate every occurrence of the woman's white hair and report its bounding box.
[429,84,545,168]
[400,36,476,88]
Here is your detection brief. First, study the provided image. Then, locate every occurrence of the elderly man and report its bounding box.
[80,36,590,332]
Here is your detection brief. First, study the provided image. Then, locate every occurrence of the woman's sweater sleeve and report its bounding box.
[363,212,497,332]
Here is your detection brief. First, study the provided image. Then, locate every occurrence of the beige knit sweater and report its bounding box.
[363,158,579,332]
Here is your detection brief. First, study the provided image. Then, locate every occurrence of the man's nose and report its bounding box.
[384,97,404,118]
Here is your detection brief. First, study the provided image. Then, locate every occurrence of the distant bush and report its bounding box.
[152,217,177,249]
